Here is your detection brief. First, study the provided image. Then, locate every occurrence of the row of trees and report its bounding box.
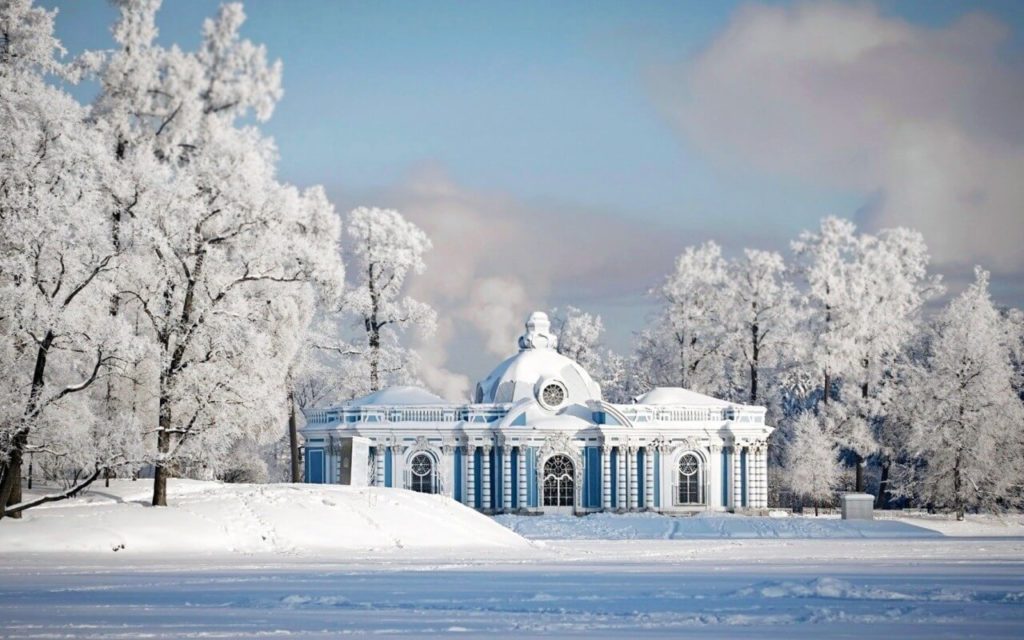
[0,0,435,517]
[3,1,1020,521]
[554,219,1023,519]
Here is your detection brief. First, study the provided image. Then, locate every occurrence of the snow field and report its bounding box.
[2,481,1023,637]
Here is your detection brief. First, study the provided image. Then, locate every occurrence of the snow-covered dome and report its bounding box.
[634,387,727,407]
[475,312,602,407]
[347,385,450,407]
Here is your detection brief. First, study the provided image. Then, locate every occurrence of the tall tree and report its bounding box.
[849,227,941,502]
[723,249,799,408]
[0,0,137,518]
[86,2,343,506]
[642,241,729,394]
[341,207,435,392]
[892,269,1024,520]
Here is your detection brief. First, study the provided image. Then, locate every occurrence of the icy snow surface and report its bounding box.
[493,511,944,540]
[2,481,1023,638]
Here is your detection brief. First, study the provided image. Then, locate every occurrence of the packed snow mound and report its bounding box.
[494,511,943,540]
[634,386,728,406]
[0,480,529,555]
[346,385,450,407]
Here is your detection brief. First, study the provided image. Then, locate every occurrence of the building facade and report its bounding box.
[302,312,772,513]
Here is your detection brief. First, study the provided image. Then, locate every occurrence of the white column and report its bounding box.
[755,445,768,509]
[628,446,639,511]
[601,445,611,510]
[391,445,402,489]
[616,446,626,510]
[707,445,720,509]
[502,445,512,513]
[644,446,654,509]
[375,446,384,487]
[481,445,492,511]
[441,445,453,496]
[464,446,475,508]
[518,446,527,510]
[749,446,759,509]
[733,445,745,510]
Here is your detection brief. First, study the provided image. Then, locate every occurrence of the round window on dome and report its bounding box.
[539,381,567,409]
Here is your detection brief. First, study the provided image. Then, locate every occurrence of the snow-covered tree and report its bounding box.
[640,242,729,395]
[892,269,1024,519]
[340,207,435,392]
[552,306,603,369]
[783,412,841,514]
[791,218,862,406]
[551,305,632,403]
[722,249,800,408]
[0,0,140,518]
[80,1,343,506]
[790,218,940,493]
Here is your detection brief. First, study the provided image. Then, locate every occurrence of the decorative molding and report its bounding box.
[537,431,576,460]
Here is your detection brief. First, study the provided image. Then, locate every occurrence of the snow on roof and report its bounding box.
[634,387,729,407]
[346,385,451,407]
[476,348,602,404]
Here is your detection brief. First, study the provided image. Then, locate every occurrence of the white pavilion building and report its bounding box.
[302,312,772,513]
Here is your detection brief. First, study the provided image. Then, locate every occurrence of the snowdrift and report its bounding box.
[0,480,529,555]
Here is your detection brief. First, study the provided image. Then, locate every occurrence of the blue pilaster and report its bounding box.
[721,448,729,506]
[511,447,519,507]
[454,446,463,502]
[741,449,748,508]
[637,448,645,508]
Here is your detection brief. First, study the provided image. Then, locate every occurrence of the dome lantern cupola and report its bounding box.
[518,311,558,351]
[474,311,601,406]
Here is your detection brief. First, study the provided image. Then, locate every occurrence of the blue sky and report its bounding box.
[43,1,1024,390]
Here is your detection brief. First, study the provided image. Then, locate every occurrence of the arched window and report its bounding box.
[677,453,703,505]
[543,455,574,507]
[409,453,435,494]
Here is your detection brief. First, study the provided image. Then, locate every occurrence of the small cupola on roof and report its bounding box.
[475,311,602,407]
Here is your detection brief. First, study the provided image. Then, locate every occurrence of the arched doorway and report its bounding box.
[543,455,575,509]
[677,453,703,505]
[409,452,435,494]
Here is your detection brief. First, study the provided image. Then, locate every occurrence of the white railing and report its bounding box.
[614,404,765,425]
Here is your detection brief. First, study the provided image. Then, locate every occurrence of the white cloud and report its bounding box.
[332,165,687,399]
[654,1,1024,272]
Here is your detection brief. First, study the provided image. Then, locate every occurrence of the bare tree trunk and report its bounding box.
[953,448,964,521]
[152,382,171,507]
[875,458,891,509]
[288,389,302,483]
[749,321,759,404]
[368,324,380,392]
[0,331,54,520]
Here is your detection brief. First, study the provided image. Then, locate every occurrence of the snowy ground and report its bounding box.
[0,479,526,554]
[493,511,947,540]
[2,481,1023,638]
